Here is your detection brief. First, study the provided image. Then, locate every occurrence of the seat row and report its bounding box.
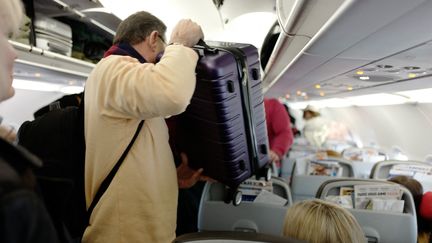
[185,173,419,243]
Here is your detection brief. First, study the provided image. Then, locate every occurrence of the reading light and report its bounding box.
[315,84,321,89]
[359,76,370,80]
[356,70,364,75]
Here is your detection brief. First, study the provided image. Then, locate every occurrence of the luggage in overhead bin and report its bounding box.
[34,15,73,56]
[173,41,271,204]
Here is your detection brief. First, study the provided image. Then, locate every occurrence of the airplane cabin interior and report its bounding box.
[2,0,432,242]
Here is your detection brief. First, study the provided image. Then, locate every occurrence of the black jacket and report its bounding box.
[0,138,59,243]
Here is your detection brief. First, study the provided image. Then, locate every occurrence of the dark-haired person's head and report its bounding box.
[112,11,167,64]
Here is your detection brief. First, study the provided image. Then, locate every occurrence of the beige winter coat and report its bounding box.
[82,45,198,243]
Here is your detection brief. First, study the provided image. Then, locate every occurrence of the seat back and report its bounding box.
[370,160,432,191]
[281,145,318,181]
[342,147,388,178]
[316,179,417,243]
[198,177,291,236]
[174,231,305,243]
[290,157,355,202]
[342,147,388,162]
[322,139,356,153]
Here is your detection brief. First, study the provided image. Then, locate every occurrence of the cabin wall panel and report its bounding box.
[306,104,432,160]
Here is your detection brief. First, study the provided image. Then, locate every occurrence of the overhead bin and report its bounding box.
[263,0,353,92]
[12,0,121,86]
[12,40,94,81]
[33,0,119,36]
[264,0,432,100]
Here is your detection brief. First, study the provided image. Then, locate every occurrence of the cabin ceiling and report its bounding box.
[19,0,432,101]
[264,0,432,101]
[19,0,277,88]
[268,39,432,100]
[97,0,277,48]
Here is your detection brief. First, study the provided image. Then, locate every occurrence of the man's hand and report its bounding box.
[177,153,213,189]
[169,19,204,47]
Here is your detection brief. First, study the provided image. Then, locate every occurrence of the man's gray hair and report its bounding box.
[113,11,167,45]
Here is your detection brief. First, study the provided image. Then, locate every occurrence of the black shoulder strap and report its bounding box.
[87,120,144,221]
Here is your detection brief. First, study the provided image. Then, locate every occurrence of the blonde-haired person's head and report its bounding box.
[283,199,366,243]
[0,0,24,101]
[0,0,24,37]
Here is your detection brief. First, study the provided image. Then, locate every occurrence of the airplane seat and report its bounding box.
[322,139,357,153]
[198,177,292,236]
[370,160,432,191]
[342,147,389,178]
[342,147,388,160]
[316,179,417,243]
[173,231,305,243]
[370,160,431,178]
[281,144,319,180]
[272,177,293,203]
[290,157,356,202]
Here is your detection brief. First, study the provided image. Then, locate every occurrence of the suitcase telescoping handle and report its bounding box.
[197,39,211,49]
[195,39,218,55]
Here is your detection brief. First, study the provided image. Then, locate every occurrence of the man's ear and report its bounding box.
[148,31,159,51]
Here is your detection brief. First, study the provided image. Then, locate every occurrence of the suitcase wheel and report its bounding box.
[224,188,242,206]
[232,190,242,206]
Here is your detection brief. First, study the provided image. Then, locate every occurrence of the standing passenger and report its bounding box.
[0,0,60,242]
[302,105,329,147]
[264,98,294,166]
[83,11,205,243]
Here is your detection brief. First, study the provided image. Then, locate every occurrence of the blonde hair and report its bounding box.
[0,0,24,36]
[283,199,366,243]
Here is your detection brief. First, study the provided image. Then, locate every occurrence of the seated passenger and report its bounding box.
[420,191,432,243]
[388,176,430,243]
[283,199,366,243]
[0,0,60,242]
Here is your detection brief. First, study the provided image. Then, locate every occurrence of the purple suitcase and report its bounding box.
[174,41,270,203]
